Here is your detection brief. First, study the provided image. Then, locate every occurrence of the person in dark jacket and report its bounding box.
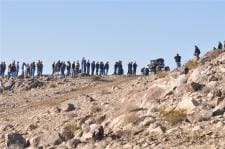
[96,62,100,75]
[132,62,137,75]
[86,60,91,75]
[127,62,132,75]
[218,41,223,50]
[174,53,181,68]
[66,61,71,77]
[91,61,96,75]
[194,45,201,60]
[72,62,76,77]
[104,62,109,76]
[114,62,118,75]
[100,62,104,76]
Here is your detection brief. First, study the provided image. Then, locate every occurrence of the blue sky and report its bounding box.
[0,0,225,74]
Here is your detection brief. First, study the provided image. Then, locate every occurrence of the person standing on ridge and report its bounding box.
[86,60,91,75]
[96,62,100,75]
[132,61,137,75]
[91,61,96,75]
[194,45,201,60]
[104,62,109,76]
[174,53,181,69]
[218,41,223,50]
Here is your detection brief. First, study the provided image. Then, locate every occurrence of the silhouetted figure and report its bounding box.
[91,61,96,75]
[86,60,91,75]
[66,61,71,76]
[218,41,223,50]
[96,62,100,75]
[174,53,181,69]
[100,62,104,76]
[132,62,137,75]
[194,45,201,60]
[127,62,132,75]
[104,62,109,76]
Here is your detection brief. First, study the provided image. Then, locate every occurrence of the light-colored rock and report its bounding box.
[39,131,63,146]
[176,96,199,114]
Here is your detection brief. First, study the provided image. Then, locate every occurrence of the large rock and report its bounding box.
[176,96,199,114]
[90,124,104,141]
[190,82,205,92]
[60,126,74,141]
[39,131,63,146]
[6,132,27,148]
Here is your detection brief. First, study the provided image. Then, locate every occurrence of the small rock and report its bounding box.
[61,103,75,112]
[29,136,41,147]
[26,124,38,131]
[66,138,81,149]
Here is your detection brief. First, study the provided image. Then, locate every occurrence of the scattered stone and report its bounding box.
[66,138,81,149]
[61,103,75,112]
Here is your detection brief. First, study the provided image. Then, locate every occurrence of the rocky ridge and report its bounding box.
[0,49,225,148]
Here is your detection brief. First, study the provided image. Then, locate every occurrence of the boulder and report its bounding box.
[6,132,27,148]
[60,127,74,141]
[90,124,104,141]
[176,96,199,114]
[190,82,205,92]
[39,131,63,146]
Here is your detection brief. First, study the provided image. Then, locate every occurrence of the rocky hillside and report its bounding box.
[0,50,225,149]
